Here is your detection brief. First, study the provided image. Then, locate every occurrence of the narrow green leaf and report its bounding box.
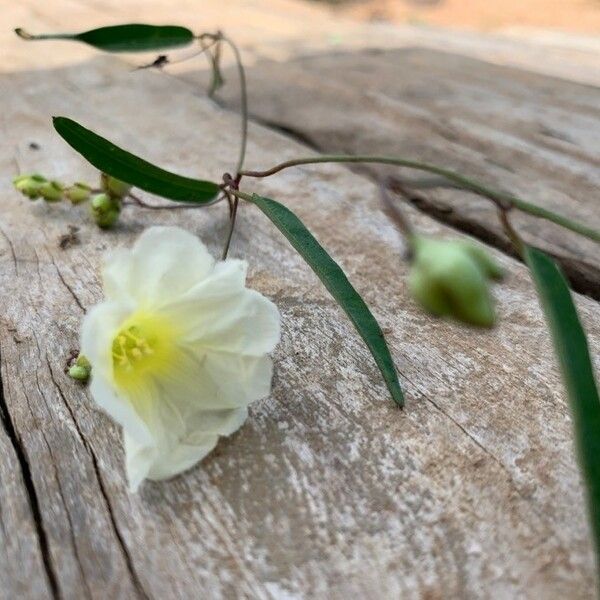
[15,24,194,52]
[53,117,219,204]
[524,246,600,572]
[247,193,404,407]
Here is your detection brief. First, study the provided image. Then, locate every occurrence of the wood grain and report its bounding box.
[2,1,600,596]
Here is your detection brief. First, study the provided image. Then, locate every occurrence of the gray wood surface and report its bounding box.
[2,2,600,597]
[217,48,600,298]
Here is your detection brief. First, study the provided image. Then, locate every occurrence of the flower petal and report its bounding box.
[174,259,248,303]
[126,403,247,487]
[203,353,274,407]
[124,432,157,492]
[122,386,189,488]
[102,248,134,304]
[160,259,280,357]
[143,408,248,482]
[89,376,153,449]
[190,407,248,437]
[190,290,281,356]
[146,434,219,482]
[102,226,215,307]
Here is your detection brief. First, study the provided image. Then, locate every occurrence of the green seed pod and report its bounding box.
[39,180,64,203]
[64,182,92,205]
[68,364,90,381]
[91,193,121,229]
[100,173,131,198]
[409,236,501,328]
[13,173,47,199]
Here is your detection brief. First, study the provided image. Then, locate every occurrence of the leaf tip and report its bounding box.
[392,388,405,408]
[52,116,70,131]
[15,28,33,40]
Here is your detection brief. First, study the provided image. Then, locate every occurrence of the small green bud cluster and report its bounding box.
[68,354,92,382]
[13,174,63,202]
[14,171,133,230]
[409,236,503,328]
[88,173,131,229]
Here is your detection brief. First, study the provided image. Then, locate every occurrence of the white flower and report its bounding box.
[81,226,280,491]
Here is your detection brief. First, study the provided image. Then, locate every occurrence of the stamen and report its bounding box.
[111,311,179,389]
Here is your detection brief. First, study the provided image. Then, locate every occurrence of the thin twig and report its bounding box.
[126,191,224,209]
[220,34,248,176]
[169,37,218,64]
[378,179,414,239]
[240,155,600,243]
[498,207,525,256]
[221,191,239,260]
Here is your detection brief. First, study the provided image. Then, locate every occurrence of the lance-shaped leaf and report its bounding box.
[246,192,404,407]
[524,246,600,572]
[53,117,219,203]
[15,24,194,52]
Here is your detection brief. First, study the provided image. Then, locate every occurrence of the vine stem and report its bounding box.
[378,178,414,241]
[498,207,525,257]
[240,155,600,243]
[219,34,248,176]
[126,191,224,209]
[221,192,239,259]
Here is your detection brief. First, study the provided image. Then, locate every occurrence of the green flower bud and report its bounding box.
[68,353,92,382]
[64,182,92,205]
[100,173,131,198]
[408,236,502,328]
[91,193,121,229]
[68,364,90,381]
[39,180,64,203]
[13,173,46,199]
[458,241,504,281]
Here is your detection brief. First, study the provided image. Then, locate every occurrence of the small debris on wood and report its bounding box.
[64,348,80,373]
[58,225,80,249]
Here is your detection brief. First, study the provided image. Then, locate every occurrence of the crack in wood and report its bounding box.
[0,225,18,276]
[51,258,86,314]
[88,446,150,600]
[0,345,60,599]
[44,339,149,599]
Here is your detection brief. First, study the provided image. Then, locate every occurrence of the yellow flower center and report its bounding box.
[112,311,180,392]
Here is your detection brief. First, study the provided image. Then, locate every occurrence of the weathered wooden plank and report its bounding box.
[0,54,600,598]
[1,51,599,600]
[216,48,600,298]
